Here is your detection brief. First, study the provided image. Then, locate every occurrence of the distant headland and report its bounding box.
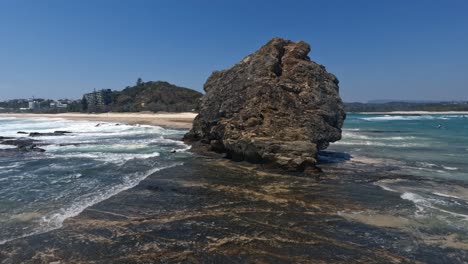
[2,91,467,114]
[0,80,202,114]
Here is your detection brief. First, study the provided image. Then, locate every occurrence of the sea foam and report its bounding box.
[0,117,189,245]
[360,115,453,121]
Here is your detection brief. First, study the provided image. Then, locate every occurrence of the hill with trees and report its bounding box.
[109,80,202,112]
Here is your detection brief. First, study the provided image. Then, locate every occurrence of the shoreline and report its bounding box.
[0,112,197,129]
[1,114,468,262]
[1,157,467,262]
[353,111,468,115]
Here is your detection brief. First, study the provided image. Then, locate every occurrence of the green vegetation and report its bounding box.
[109,80,202,112]
[0,99,79,113]
[0,99,28,110]
[0,80,203,113]
[136,78,143,86]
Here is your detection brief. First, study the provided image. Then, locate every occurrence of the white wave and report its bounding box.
[176,144,192,152]
[342,131,416,141]
[401,192,468,220]
[414,162,458,172]
[0,117,179,138]
[43,143,151,152]
[333,141,423,147]
[433,192,464,200]
[0,162,24,169]
[0,116,192,245]
[360,115,450,121]
[419,162,437,168]
[40,163,181,235]
[412,167,446,174]
[384,136,416,140]
[428,206,468,220]
[401,192,431,206]
[0,145,17,149]
[376,184,397,192]
[342,132,371,140]
[53,151,161,165]
[443,166,458,171]
[0,163,182,245]
[401,192,435,216]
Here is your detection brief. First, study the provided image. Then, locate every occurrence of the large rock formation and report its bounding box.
[184,38,345,171]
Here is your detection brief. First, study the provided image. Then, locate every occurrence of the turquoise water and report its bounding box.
[329,113,468,234]
[1,114,467,245]
[329,113,468,181]
[0,117,189,244]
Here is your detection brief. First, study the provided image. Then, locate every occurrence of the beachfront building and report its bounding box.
[50,101,68,109]
[28,100,40,110]
[83,89,113,112]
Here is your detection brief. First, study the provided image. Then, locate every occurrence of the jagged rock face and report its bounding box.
[184,38,346,171]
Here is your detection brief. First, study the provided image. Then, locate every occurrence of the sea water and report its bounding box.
[328,113,468,234]
[1,114,468,244]
[0,117,189,244]
[330,114,468,180]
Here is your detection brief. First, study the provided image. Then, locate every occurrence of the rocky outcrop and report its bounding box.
[0,138,46,153]
[184,38,345,171]
[29,131,72,137]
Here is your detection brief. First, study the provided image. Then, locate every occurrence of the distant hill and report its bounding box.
[110,81,202,113]
[0,81,203,113]
[345,101,468,112]
[367,99,445,104]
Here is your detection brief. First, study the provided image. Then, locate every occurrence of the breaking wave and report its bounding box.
[359,115,460,121]
[0,117,190,244]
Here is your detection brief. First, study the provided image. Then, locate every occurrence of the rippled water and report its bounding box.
[0,117,189,244]
[330,113,468,180]
[2,114,468,246]
[328,113,468,235]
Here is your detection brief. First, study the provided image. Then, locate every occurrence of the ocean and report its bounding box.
[330,113,468,180]
[328,113,468,237]
[0,117,189,244]
[0,114,467,246]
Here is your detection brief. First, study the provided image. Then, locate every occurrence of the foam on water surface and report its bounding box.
[0,117,189,244]
[331,113,468,233]
[330,113,468,181]
[359,114,464,121]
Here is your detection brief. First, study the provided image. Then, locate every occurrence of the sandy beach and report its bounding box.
[0,112,197,129]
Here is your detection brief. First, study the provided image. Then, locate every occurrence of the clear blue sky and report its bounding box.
[0,0,467,102]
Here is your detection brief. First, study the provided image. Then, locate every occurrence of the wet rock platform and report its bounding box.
[0,155,467,263]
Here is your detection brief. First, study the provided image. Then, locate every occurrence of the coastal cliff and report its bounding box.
[184,38,346,171]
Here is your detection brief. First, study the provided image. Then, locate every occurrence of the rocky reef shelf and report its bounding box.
[0,154,466,263]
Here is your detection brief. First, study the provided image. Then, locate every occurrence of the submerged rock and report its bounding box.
[2,138,37,149]
[184,38,345,171]
[54,130,72,134]
[0,138,46,153]
[29,131,71,137]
